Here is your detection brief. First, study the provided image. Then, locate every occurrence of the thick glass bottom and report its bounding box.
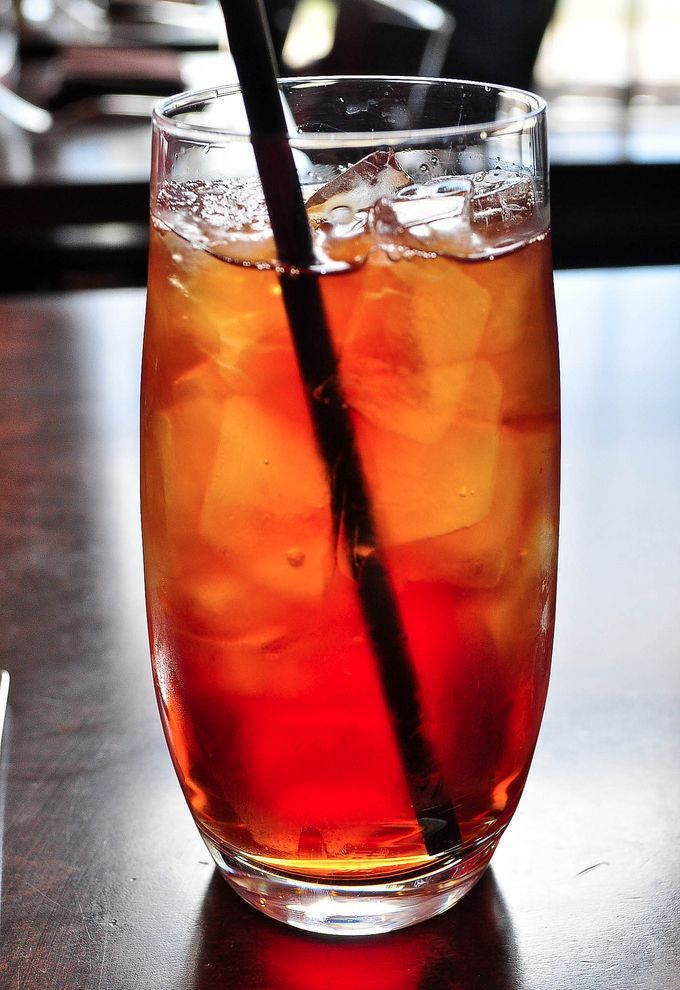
[201,832,501,936]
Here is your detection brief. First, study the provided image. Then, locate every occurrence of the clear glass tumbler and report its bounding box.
[141,77,559,936]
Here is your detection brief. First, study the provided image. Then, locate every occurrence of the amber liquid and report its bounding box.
[141,218,559,879]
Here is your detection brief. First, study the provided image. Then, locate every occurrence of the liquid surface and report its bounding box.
[141,171,559,878]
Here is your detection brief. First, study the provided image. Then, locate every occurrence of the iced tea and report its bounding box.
[142,77,559,934]
[142,175,559,880]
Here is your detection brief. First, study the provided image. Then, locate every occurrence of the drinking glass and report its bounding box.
[141,77,559,936]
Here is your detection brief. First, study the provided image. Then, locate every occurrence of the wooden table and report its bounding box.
[0,268,678,988]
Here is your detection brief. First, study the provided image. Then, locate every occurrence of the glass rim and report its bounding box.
[152,75,546,149]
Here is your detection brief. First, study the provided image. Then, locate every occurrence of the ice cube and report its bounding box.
[486,510,558,680]
[305,152,410,265]
[467,242,544,356]
[481,423,559,672]
[343,360,477,445]
[306,150,412,218]
[323,178,476,260]
[156,178,276,263]
[392,175,473,232]
[343,252,491,364]
[166,566,300,643]
[338,253,492,441]
[142,367,231,602]
[200,395,334,606]
[387,153,488,256]
[157,228,294,396]
[367,197,410,255]
[393,149,455,182]
[386,426,528,589]
[340,255,499,443]
[344,345,501,446]
[471,170,536,229]
[356,410,501,545]
[151,368,227,548]
[146,230,224,395]
[408,257,491,365]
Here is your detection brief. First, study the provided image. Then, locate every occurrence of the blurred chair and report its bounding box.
[265,0,455,78]
[0,46,194,293]
[0,106,151,293]
[437,0,558,92]
[0,0,51,134]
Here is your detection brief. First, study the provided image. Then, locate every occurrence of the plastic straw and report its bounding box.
[218,0,462,856]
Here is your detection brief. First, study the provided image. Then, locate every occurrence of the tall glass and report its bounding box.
[141,77,559,936]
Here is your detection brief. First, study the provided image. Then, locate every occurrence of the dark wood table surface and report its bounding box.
[0,267,678,989]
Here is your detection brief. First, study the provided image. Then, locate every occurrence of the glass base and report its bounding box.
[202,833,501,936]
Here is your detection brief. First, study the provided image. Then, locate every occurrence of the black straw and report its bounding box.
[219,0,461,856]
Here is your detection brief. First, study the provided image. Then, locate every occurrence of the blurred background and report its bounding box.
[1,0,679,292]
